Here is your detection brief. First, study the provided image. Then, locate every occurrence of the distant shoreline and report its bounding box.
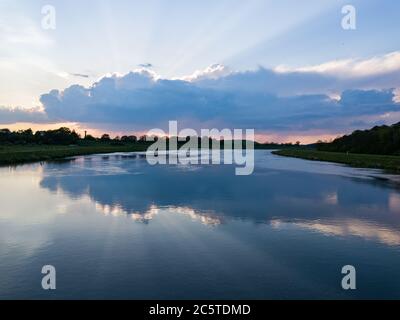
[273,149,400,174]
[0,144,151,167]
[0,143,282,167]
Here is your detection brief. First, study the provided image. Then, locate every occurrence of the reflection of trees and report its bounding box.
[39,155,400,229]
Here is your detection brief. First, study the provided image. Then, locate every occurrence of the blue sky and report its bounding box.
[1,0,400,142]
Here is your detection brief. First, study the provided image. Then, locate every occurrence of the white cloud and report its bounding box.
[180,64,232,82]
[2,52,400,136]
[275,51,400,79]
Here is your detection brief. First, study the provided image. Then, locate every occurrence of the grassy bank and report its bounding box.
[0,143,150,166]
[0,141,293,167]
[272,149,400,173]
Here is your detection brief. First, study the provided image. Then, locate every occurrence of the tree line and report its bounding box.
[317,122,400,155]
[0,127,143,145]
[0,126,302,148]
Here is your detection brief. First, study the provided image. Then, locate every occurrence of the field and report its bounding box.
[273,149,400,173]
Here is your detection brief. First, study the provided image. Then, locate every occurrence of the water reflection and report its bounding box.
[2,150,400,299]
[272,218,400,246]
[95,203,222,226]
[38,151,400,243]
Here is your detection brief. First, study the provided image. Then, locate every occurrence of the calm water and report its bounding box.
[1,150,400,299]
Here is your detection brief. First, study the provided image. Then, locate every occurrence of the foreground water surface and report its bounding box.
[1,150,400,299]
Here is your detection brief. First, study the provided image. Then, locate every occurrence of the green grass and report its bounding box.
[6,143,394,170]
[0,143,150,166]
[272,149,400,173]
[0,140,288,166]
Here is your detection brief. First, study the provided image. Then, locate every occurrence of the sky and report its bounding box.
[0,0,400,143]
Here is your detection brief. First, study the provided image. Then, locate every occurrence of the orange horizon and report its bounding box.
[0,122,341,145]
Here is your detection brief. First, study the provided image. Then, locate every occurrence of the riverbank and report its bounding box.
[0,144,150,166]
[0,142,279,166]
[0,142,303,167]
[273,149,400,173]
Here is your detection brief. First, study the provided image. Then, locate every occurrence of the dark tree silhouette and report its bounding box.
[318,122,400,155]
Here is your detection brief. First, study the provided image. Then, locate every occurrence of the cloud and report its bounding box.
[0,107,48,124]
[138,63,153,68]
[38,66,399,134]
[272,51,400,94]
[275,52,400,79]
[181,64,232,82]
[4,52,400,136]
[340,89,395,106]
[70,73,90,78]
